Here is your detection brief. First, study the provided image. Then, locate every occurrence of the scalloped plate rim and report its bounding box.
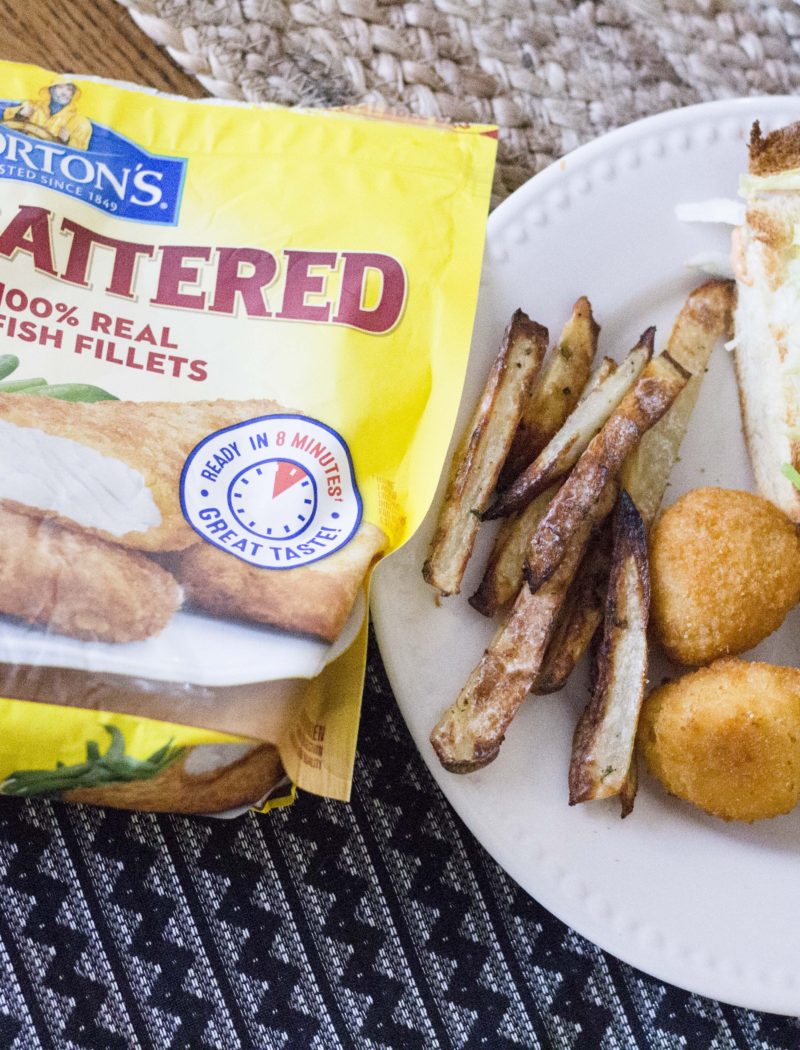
[372,96,800,1016]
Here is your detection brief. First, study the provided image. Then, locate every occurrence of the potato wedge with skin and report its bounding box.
[524,345,689,592]
[423,311,548,598]
[486,335,652,520]
[471,359,617,618]
[499,297,599,489]
[660,278,735,374]
[621,279,735,527]
[532,521,612,694]
[579,357,617,396]
[569,491,650,808]
[430,483,617,773]
[469,485,556,617]
[537,282,734,688]
[619,755,638,819]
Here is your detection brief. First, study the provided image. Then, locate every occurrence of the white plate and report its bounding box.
[371,97,800,1016]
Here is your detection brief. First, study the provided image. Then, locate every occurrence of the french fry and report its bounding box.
[580,357,617,396]
[579,357,617,396]
[422,311,548,597]
[619,755,638,819]
[430,483,617,773]
[532,521,612,694]
[538,283,734,694]
[524,345,689,593]
[499,297,599,489]
[471,359,618,618]
[486,333,652,520]
[620,279,735,527]
[469,486,556,617]
[568,492,650,809]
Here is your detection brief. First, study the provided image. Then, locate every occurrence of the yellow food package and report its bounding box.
[0,61,495,813]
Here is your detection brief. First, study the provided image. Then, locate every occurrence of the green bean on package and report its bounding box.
[28,384,119,402]
[0,378,47,392]
[0,355,19,381]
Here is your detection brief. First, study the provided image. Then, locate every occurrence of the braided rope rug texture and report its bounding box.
[117,0,800,202]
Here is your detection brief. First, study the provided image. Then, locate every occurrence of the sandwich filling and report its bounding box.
[740,168,800,195]
[734,173,800,519]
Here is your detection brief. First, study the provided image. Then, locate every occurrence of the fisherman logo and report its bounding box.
[0,80,187,224]
[180,414,363,569]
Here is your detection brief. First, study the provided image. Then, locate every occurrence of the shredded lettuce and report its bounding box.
[675,198,744,225]
[780,462,800,490]
[741,168,800,196]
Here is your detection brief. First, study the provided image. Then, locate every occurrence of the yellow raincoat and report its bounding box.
[3,83,91,149]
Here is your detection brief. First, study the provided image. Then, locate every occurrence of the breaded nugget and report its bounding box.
[0,507,181,642]
[174,523,386,641]
[0,395,289,551]
[650,487,800,665]
[639,659,800,822]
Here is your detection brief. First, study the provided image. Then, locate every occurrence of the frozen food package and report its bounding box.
[0,61,496,813]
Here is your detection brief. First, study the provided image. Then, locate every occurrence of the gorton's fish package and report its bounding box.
[0,61,496,813]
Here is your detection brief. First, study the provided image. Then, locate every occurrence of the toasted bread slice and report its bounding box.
[734,120,800,522]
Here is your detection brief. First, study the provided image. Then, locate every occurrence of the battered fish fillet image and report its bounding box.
[0,506,182,642]
[65,743,283,813]
[0,394,291,552]
[173,523,386,641]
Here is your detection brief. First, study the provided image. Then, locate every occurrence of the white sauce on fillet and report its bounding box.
[183,743,256,775]
[0,419,161,536]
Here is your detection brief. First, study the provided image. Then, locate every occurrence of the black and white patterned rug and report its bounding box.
[0,630,797,1049]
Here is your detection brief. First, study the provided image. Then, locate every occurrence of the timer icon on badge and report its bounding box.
[228,458,317,541]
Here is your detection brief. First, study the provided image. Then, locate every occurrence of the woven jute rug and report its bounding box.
[118,0,800,202]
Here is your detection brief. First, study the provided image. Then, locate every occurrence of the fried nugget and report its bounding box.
[0,506,181,642]
[0,394,289,551]
[639,659,800,821]
[650,487,800,665]
[173,523,386,641]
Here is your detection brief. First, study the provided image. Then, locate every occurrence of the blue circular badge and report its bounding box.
[180,414,362,569]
